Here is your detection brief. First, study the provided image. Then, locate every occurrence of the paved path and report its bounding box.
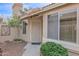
[22,43,40,56]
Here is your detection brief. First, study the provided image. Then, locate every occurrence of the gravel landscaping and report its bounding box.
[0,41,26,56]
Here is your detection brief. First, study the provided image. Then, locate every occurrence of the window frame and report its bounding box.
[59,9,77,44]
[22,21,27,34]
[47,8,77,44]
[47,13,59,40]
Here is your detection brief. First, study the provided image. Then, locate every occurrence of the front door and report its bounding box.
[31,19,42,44]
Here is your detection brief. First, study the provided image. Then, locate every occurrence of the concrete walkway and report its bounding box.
[22,43,40,56]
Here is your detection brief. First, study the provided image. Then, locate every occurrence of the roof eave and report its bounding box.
[20,3,68,20]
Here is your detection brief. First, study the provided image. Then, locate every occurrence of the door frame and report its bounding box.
[29,17,43,44]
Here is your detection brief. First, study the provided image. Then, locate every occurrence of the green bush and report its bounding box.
[40,42,68,56]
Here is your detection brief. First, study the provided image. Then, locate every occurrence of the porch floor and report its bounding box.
[22,43,79,56]
[22,43,40,56]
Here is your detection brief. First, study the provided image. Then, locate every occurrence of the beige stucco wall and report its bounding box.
[0,23,28,43]
[42,4,79,51]
[0,24,18,43]
[19,19,29,42]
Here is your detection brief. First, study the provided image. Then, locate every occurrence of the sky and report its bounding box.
[0,3,49,18]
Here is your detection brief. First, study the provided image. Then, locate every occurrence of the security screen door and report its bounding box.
[31,19,42,43]
[60,11,76,43]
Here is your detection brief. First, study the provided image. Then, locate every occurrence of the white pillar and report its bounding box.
[77,8,79,44]
[42,14,48,43]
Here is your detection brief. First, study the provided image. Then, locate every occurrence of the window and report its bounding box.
[23,21,27,34]
[47,13,58,40]
[60,11,77,43]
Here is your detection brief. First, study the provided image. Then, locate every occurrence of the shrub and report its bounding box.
[40,42,68,56]
[14,38,25,42]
